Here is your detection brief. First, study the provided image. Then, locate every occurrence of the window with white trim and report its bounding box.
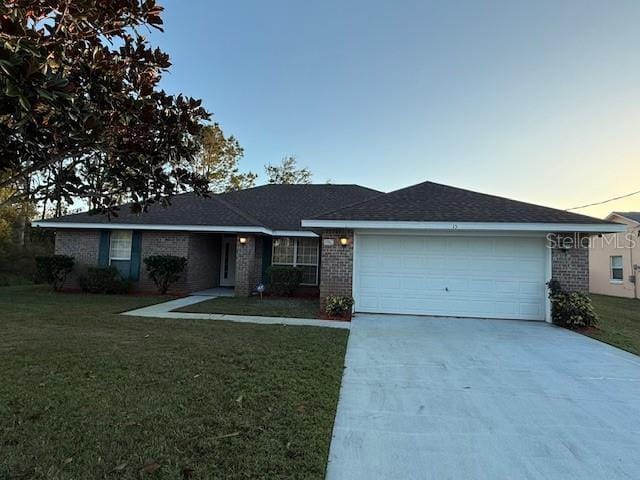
[109,230,133,262]
[610,255,624,281]
[272,237,319,285]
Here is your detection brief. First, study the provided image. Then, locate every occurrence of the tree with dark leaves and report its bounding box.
[0,0,211,217]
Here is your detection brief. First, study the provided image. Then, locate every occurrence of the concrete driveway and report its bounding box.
[326,315,640,480]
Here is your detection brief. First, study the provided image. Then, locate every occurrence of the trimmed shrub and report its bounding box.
[79,266,131,294]
[35,255,74,291]
[547,279,598,329]
[266,265,303,296]
[144,255,187,294]
[325,295,354,317]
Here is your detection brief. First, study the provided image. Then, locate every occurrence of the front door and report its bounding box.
[219,237,237,286]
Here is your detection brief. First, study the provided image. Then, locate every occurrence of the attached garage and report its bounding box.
[302,181,625,323]
[354,234,549,321]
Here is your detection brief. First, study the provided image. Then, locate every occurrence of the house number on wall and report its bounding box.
[323,239,335,246]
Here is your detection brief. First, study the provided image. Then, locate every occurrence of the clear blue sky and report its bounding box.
[152,0,640,218]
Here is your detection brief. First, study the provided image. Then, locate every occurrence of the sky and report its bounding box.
[149,0,640,219]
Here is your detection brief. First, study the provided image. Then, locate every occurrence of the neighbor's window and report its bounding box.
[109,230,133,261]
[272,237,319,285]
[610,255,624,281]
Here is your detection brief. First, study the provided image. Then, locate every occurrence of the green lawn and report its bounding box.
[589,294,640,355]
[0,286,348,479]
[177,296,320,319]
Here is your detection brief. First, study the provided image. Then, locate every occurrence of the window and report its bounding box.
[109,230,133,261]
[610,255,624,282]
[272,237,319,285]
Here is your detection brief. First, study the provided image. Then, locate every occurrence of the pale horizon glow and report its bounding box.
[151,0,640,219]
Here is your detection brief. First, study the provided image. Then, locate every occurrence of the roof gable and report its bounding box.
[217,184,382,230]
[311,181,612,225]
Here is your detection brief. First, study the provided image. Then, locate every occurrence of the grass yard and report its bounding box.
[177,295,320,319]
[589,294,640,356]
[0,286,348,479]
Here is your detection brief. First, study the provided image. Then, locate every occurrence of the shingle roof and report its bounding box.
[218,184,382,230]
[311,181,613,224]
[613,212,640,223]
[46,184,382,231]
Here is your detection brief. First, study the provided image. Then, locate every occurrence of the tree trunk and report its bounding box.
[16,174,31,248]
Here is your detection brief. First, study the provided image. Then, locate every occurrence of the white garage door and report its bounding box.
[354,235,548,321]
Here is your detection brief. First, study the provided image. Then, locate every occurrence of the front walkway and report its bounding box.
[121,293,350,330]
[326,314,640,479]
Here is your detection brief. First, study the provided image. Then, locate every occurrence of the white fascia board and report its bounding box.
[299,219,627,233]
[272,230,318,238]
[31,222,270,233]
[32,221,318,237]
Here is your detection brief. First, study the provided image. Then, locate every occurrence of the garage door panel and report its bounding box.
[400,236,427,253]
[445,278,469,292]
[424,256,447,270]
[473,239,496,255]
[518,281,543,296]
[468,278,497,295]
[359,254,382,272]
[494,301,520,316]
[399,275,428,291]
[359,295,380,310]
[467,257,498,273]
[424,277,447,291]
[360,274,403,290]
[355,235,547,321]
[424,237,448,252]
[400,255,428,269]
[448,256,470,272]
[462,300,496,315]
[444,238,470,254]
[494,280,518,295]
[520,302,543,317]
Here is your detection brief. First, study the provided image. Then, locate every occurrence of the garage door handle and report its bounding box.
[445,287,449,292]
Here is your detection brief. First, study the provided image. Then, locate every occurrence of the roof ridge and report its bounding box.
[307,190,387,219]
[311,179,616,224]
[387,180,608,223]
[211,194,267,227]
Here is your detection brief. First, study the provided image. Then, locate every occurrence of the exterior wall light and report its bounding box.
[339,236,349,247]
[239,236,248,245]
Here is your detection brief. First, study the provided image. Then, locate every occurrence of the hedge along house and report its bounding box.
[33,184,382,296]
[34,181,624,322]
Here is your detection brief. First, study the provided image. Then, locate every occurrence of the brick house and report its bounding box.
[34,181,623,322]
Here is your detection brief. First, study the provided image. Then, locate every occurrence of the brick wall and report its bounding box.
[54,229,101,289]
[250,237,263,289]
[234,235,265,296]
[551,233,589,293]
[186,234,221,292]
[319,230,354,309]
[137,232,221,294]
[136,231,191,293]
[55,229,222,294]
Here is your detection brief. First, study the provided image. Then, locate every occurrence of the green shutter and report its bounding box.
[129,231,142,281]
[262,237,272,283]
[98,231,110,267]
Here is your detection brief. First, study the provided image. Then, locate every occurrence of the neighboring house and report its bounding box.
[589,212,640,299]
[34,181,623,322]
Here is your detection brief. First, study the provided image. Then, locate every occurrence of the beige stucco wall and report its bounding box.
[589,215,639,298]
